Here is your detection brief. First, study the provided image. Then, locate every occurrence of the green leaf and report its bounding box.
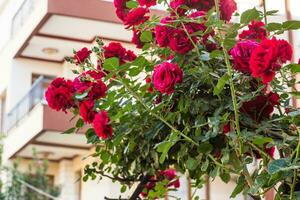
[140,31,153,42]
[126,1,138,8]
[220,171,231,183]
[283,20,300,30]
[252,137,273,146]
[103,57,119,70]
[75,91,88,100]
[214,74,230,96]
[76,118,84,128]
[286,64,300,74]
[223,38,236,50]
[240,8,260,24]
[62,127,76,134]
[186,157,198,171]
[268,158,290,174]
[120,185,127,193]
[155,131,179,163]
[198,142,213,154]
[266,23,282,32]
[230,176,246,198]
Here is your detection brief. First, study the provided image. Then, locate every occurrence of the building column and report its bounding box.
[57,159,79,200]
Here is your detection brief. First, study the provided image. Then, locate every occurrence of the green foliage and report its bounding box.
[60,2,300,200]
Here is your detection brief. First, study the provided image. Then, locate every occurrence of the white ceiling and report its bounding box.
[17,131,91,161]
[22,35,90,61]
[39,15,131,42]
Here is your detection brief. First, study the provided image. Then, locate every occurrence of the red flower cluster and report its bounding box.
[241,92,280,123]
[152,62,183,94]
[113,0,149,28]
[137,0,156,7]
[230,40,259,73]
[103,42,137,64]
[155,12,216,54]
[93,111,113,139]
[239,21,267,41]
[45,78,74,112]
[141,169,180,198]
[74,47,92,64]
[73,70,107,101]
[79,100,96,123]
[249,37,293,83]
[169,0,236,21]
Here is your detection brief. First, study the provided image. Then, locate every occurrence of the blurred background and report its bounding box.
[0,0,299,199]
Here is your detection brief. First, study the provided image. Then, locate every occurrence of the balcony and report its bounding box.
[9,0,163,63]
[3,77,90,163]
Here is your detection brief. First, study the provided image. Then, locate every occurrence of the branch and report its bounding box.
[129,174,151,200]
[95,170,136,184]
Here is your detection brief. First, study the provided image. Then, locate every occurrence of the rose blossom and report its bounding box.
[219,0,237,21]
[104,42,137,64]
[137,0,156,7]
[155,17,174,48]
[79,100,96,123]
[73,72,107,101]
[239,21,267,41]
[152,62,183,94]
[240,92,280,123]
[93,111,113,139]
[250,37,293,84]
[74,47,91,64]
[230,40,259,73]
[254,144,275,159]
[131,29,144,49]
[45,77,74,112]
[123,7,149,28]
[169,29,195,54]
[170,0,187,16]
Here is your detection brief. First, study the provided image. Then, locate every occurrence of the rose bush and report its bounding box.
[45,0,300,199]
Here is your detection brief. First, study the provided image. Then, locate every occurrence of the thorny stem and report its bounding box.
[262,0,268,25]
[213,0,242,154]
[289,127,300,199]
[118,76,199,146]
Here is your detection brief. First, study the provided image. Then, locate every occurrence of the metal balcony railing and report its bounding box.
[4,76,49,133]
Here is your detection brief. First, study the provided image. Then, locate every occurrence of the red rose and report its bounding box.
[239,21,267,41]
[104,42,137,64]
[223,123,230,134]
[188,0,214,11]
[45,78,74,112]
[219,0,237,21]
[240,92,280,123]
[74,47,91,64]
[88,80,107,100]
[124,50,137,61]
[116,8,128,21]
[104,42,127,60]
[137,0,156,7]
[152,62,183,94]
[123,7,149,28]
[93,111,113,139]
[277,39,293,63]
[131,29,144,49]
[170,0,187,16]
[250,37,293,84]
[230,40,259,73]
[169,29,195,54]
[73,72,107,101]
[155,17,174,48]
[79,100,96,123]
[114,0,128,21]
